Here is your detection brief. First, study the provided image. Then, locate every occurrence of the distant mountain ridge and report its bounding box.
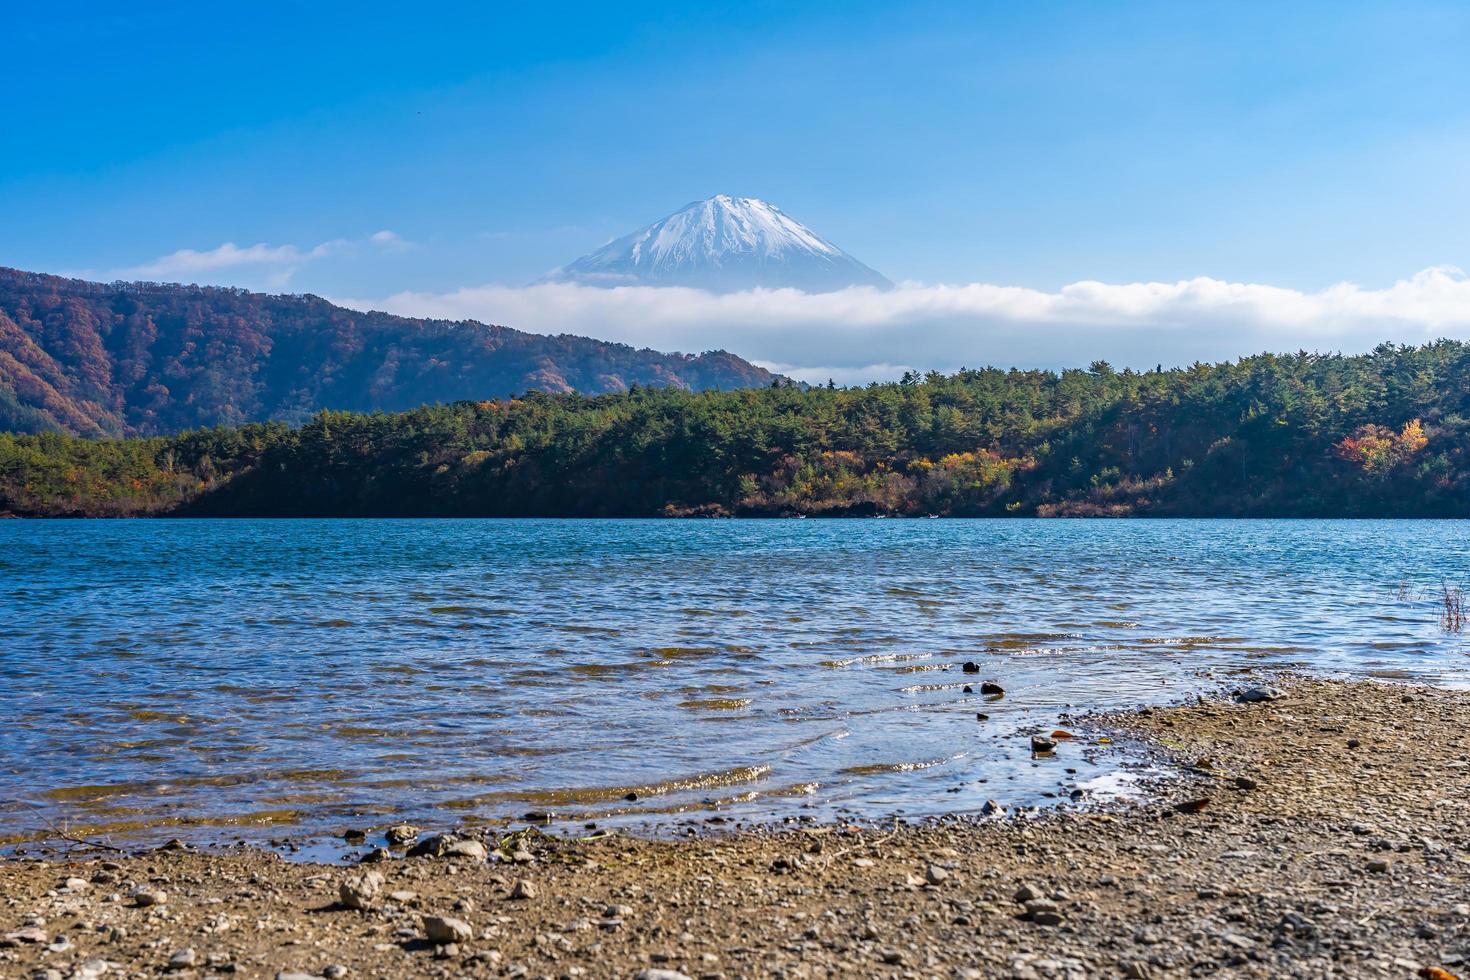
[542,195,893,293]
[0,267,777,437]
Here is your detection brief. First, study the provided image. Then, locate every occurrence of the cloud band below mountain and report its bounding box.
[336,266,1470,383]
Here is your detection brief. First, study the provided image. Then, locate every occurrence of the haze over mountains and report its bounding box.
[0,268,775,437]
[542,195,892,293]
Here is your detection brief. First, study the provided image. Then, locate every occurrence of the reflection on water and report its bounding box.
[2,518,1468,848]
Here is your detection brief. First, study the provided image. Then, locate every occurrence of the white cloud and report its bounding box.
[123,240,340,278]
[333,266,1470,378]
[755,362,919,386]
[115,230,410,284]
[369,229,414,252]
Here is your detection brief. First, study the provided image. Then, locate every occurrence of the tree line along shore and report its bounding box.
[3,341,1469,518]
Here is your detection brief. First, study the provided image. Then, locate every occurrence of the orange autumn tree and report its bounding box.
[1333,419,1427,473]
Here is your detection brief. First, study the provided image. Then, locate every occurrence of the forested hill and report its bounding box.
[4,341,1470,519]
[0,267,775,436]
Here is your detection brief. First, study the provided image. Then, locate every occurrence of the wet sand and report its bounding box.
[3,676,1468,979]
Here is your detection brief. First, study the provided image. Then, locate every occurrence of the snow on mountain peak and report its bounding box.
[541,196,892,293]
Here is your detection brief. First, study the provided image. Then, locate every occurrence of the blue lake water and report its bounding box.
[2,518,1468,852]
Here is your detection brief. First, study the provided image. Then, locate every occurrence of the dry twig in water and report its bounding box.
[1440,581,1466,632]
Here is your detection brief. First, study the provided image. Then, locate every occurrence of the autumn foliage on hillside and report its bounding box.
[4,341,1470,518]
[1333,419,1428,473]
[0,267,775,437]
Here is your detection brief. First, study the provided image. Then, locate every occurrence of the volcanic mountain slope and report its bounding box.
[543,195,893,293]
[0,267,777,436]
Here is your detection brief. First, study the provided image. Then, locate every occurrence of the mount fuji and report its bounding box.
[541,195,893,293]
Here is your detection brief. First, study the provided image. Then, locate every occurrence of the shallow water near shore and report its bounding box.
[3,518,1469,854]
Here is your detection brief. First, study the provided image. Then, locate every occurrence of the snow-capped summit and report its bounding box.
[541,195,892,293]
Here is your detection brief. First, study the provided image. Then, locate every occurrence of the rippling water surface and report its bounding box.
[3,518,1468,850]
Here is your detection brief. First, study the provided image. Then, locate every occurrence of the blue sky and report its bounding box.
[6,2,1470,377]
[6,1,1468,292]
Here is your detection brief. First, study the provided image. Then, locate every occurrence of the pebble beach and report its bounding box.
[3,676,1468,979]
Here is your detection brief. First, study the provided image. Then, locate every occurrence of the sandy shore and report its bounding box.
[3,677,1468,979]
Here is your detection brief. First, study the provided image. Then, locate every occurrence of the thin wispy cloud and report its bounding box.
[336,266,1470,382]
[368,229,415,252]
[113,231,414,284]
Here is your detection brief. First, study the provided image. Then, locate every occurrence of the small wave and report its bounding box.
[441,764,775,810]
[819,652,934,668]
[841,755,962,776]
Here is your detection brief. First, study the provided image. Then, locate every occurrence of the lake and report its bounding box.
[3,518,1468,853]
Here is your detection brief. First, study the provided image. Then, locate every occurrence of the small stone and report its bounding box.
[981,799,1004,815]
[1013,882,1043,903]
[1030,735,1057,753]
[63,877,90,892]
[130,888,166,907]
[1121,962,1153,979]
[1367,859,1391,873]
[385,824,419,845]
[1238,686,1285,703]
[388,890,418,904]
[406,834,450,858]
[511,848,535,863]
[635,971,695,980]
[77,960,110,980]
[422,915,473,945]
[322,966,347,979]
[433,942,459,959]
[1347,738,1361,749]
[925,864,950,884]
[1028,906,1065,927]
[358,847,391,864]
[522,810,553,823]
[444,839,487,861]
[961,661,981,673]
[980,681,1005,696]
[156,838,188,851]
[168,948,197,970]
[510,878,538,900]
[6,927,47,944]
[339,870,384,910]
[276,973,321,980]
[604,903,634,917]
[1234,775,1258,790]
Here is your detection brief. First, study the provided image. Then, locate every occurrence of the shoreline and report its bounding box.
[4,677,1468,978]
[10,513,1470,521]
